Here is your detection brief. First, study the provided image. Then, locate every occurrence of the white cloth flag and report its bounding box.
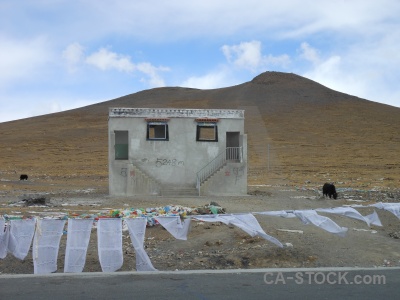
[125,218,157,272]
[8,218,36,260]
[370,202,400,219]
[64,219,94,273]
[33,219,66,274]
[253,211,297,218]
[363,211,382,227]
[193,214,234,225]
[0,219,9,259]
[294,210,348,237]
[316,207,382,227]
[193,214,283,248]
[255,209,348,236]
[221,214,283,248]
[155,216,191,240]
[97,218,123,272]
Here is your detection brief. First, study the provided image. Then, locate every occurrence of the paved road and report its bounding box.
[1,267,399,300]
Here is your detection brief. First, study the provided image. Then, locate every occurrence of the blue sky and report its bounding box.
[1,0,400,122]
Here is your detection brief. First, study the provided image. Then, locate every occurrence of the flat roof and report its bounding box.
[109,108,244,119]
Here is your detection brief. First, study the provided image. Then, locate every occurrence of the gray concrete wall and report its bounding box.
[200,162,248,196]
[199,134,248,196]
[108,108,247,196]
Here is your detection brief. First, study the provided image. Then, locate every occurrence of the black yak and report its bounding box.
[323,183,337,199]
[19,174,28,180]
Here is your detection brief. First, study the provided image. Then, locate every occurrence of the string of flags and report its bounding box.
[0,202,399,274]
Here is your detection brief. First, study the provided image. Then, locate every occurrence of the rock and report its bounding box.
[383,259,391,266]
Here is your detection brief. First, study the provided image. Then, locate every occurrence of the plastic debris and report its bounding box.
[1,204,226,227]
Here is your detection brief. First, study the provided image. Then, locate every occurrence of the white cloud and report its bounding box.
[3,1,400,44]
[222,41,263,71]
[299,42,320,65]
[1,0,400,124]
[298,42,361,94]
[180,68,239,89]
[83,47,168,87]
[47,0,396,43]
[263,54,291,69]
[85,48,135,72]
[222,41,290,72]
[0,92,107,123]
[0,35,51,87]
[136,62,169,87]
[62,42,85,73]
[298,42,400,107]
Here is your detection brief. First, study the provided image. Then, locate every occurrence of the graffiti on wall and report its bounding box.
[225,165,245,184]
[119,168,136,178]
[155,158,184,167]
[233,166,245,184]
[120,168,128,177]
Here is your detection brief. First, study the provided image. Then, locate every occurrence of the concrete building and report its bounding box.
[108,108,247,196]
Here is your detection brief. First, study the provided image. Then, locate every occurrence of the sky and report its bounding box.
[1,0,400,123]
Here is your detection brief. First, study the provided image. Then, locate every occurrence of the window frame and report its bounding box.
[196,122,218,142]
[146,122,169,141]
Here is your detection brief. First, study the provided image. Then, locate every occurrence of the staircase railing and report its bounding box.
[196,147,242,195]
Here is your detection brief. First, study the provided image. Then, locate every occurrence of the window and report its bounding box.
[147,122,169,141]
[196,123,218,142]
[114,131,128,160]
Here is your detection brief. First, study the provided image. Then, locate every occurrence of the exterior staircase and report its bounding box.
[196,147,242,195]
[129,147,242,196]
[198,164,227,194]
[160,185,198,197]
[128,164,161,195]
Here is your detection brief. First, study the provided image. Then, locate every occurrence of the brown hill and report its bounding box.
[1,71,399,195]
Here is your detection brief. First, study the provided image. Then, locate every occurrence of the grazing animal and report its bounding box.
[19,174,28,181]
[323,183,337,199]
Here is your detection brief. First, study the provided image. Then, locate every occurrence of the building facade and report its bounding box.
[108,108,247,196]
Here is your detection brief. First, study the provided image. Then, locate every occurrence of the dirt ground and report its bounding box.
[1,181,400,275]
[1,72,399,275]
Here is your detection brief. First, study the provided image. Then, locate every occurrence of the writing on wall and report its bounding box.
[233,166,245,184]
[119,168,136,178]
[223,165,245,185]
[120,168,128,177]
[155,158,184,167]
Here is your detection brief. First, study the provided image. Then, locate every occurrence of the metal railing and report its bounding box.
[196,147,242,194]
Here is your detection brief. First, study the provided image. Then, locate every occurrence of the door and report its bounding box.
[226,132,240,161]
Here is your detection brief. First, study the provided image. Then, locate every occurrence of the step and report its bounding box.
[161,186,198,197]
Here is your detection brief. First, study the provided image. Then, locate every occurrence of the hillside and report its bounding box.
[1,71,399,196]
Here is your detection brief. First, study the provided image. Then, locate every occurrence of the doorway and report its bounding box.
[226,132,240,161]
